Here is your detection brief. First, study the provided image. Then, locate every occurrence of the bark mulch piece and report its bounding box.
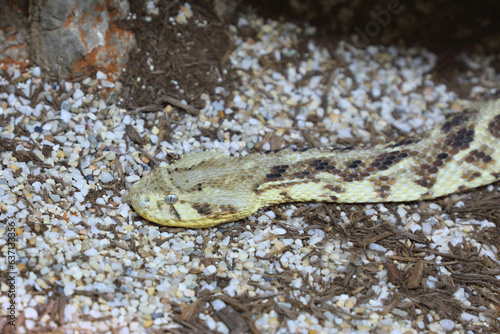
[121,0,238,115]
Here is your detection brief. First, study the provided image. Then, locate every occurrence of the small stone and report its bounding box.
[101,80,115,88]
[49,194,61,203]
[440,319,455,331]
[184,289,195,297]
[100,171,114,183]
[105,151,116,161]
[32,67,41,76]
[24,307,38,319]
[96,71,108,79]
[270,241,286,254]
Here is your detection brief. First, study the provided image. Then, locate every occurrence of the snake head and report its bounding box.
[129,167,179,226]
[129,153,261,228]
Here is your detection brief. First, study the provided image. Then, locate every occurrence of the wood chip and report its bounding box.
[407,260,425,289]
[216,305,250,333]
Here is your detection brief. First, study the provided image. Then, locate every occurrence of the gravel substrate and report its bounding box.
[1,5,500,334]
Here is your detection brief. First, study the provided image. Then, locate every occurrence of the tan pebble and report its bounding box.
[151,126,159,135]
[180,5,193,18]
[36,278,49,289]
[344,297,356,310]
[308,330,318,334]
[275,128,286,136]
[9,164,19,172]
[243,262,254,270]
[184,289,195,298]
[141,156,150,164]
[99,304,110,312]
[17,263,26,271]
[164,105,174,113]
[355,307,365,313]
[450,102,462,111]
[15,227,23,235]
[29,236,37,245]
[1,101,7,109]
[44,134,54,142]
[79,229,88,236]
[270,241,285,254]
[269,317,279,326]
[143,320,153,328]
[57,150,65,158]
[147,287,155,296]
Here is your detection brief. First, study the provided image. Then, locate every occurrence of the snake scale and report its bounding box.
[130,98,500,228]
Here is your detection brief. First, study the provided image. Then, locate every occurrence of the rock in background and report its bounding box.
[0,0,136,79]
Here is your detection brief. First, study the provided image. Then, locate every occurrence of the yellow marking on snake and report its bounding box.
[130,98,500,228]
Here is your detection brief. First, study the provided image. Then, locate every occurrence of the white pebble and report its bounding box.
[422,223,432,236]
[60,109,71,123]
[203,265,217,275]
[73,89,84,100]
[84,248,99,256]
[100,171,114,183]
[411,213,421,222]
[32,66,41,76]
[439,319,455,331]
[8,93,16,106]
[396,207,406,218]
[96,70,108,79]
[212,299,226,311]
[24,307,38,319]
[270,227,286,235]
[101,80,115,88]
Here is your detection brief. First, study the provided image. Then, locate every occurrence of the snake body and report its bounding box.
[130,98,500,228]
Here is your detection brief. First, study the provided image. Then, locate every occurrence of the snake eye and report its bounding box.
[164,194,178,204]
